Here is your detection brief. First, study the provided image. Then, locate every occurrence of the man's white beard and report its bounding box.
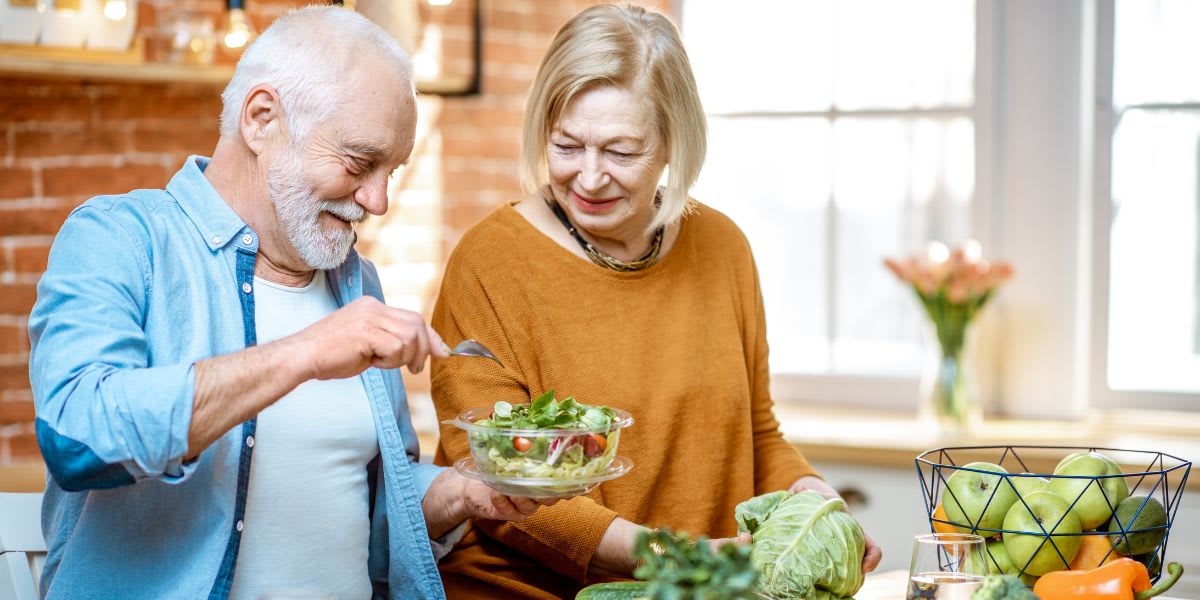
[267,150,366,270]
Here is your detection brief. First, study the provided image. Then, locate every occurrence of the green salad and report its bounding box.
[471,390,621,479]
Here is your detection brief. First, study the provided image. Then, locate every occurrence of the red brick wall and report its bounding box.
[0,0,670,466]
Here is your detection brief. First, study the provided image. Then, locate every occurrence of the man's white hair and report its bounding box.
[219,6,414,143]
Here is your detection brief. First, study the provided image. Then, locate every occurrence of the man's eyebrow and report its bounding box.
[342,142,388,158]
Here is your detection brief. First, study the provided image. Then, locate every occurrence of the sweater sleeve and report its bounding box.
[744,248,821,494]
[430,235,620,583]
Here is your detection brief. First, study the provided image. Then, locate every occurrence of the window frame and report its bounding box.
[1088,0,1200,411]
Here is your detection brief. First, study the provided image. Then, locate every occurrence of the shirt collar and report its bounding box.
[167,155,252,252]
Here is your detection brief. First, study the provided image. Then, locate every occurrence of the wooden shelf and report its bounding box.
[0,39,475,92]
[0,38,234,86]
[0,56,233,85]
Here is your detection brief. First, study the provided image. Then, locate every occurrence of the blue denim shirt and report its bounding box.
[28,156,448,600]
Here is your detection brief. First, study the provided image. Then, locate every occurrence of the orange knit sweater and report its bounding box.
[430,202,818,599]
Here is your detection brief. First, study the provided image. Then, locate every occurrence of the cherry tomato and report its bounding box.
[512,437,533,452]
[582,433,607,457]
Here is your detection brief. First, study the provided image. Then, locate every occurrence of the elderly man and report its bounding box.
[27,7,542,600]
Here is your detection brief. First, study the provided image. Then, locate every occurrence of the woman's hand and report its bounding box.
[788,475,883,574]
[590,517,644,578]
[460,478,558,521]
[591,523,752,580]
[707,532,752,552]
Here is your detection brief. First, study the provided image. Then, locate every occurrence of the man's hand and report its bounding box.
[789,475,883,574]
[188,297,448,459]
[288,296,449,379]
[423,469,557,539]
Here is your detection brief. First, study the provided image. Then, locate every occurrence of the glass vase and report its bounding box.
[919,319,981,437]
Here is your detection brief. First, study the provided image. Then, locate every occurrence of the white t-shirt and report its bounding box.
[230,271,378,600]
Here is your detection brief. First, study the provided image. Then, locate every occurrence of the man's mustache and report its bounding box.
[319,199,366,223]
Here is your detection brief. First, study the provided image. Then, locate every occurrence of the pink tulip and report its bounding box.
[916,272,938,296]
[885,243,1014,307]
[947,281,969,304]
[884,258,909,283]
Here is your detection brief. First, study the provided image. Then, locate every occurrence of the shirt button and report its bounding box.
[241,282,252,294]
[211,236,221,245]
[241,234,253,245]
[236,520,244,532]
[246,435,255,448]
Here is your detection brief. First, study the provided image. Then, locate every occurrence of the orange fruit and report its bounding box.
[933,503,961,535]
[1070,533,1119,570]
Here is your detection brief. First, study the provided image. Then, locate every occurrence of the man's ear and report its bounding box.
[240,84,282,156]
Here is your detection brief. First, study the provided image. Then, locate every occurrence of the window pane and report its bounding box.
[1113,0,1200,106]
[691,117,832,373]
[683,1,834,113]
[833,118,974,375]
[833,0,974,110]
[682,0,975,383]
[682,0,973,113]
[1108,110,1200,392]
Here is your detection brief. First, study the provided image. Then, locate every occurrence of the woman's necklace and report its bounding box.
[543,192,664,272]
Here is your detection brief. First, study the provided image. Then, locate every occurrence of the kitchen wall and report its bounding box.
[0,0,669,466]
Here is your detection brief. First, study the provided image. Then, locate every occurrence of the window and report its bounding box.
[680,1,976,405]
[1093,0,1200,408]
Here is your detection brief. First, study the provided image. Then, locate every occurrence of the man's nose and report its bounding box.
[355,171,390,216]
[578,151,609,192]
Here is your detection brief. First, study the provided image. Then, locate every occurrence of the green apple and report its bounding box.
[1049,453,1129,529]
[1003,491,1083,576]
[1055,451,1089,472]
[1011,473,1050,499]
[965,539,1018,575]
[943,462,1019,535]
[1054,450,1119,474]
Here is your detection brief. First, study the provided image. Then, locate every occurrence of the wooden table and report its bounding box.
[855,570,1193,599]
[0,463,45,493]
[854,570,908,600]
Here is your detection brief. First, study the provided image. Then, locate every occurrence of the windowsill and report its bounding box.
[777,402,1200,490]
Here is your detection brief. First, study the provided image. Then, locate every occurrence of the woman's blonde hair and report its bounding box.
[519,4,706,231]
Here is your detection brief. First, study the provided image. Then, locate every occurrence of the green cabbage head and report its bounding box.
[734,490,866,600]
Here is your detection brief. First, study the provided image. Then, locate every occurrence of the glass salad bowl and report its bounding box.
[444,394,634,498]
[453,456,633,499]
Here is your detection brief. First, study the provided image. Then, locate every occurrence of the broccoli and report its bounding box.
[972,574,1038,600]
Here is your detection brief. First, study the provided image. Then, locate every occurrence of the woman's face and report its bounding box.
[546,85,668,245]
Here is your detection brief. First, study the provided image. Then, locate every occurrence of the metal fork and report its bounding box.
[441,339,504,367]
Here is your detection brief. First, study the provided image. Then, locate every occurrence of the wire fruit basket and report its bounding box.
[915,446,1190,584]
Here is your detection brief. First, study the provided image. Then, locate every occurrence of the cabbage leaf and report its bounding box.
[735,490,866,599]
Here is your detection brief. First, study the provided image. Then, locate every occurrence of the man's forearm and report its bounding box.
[187,337,311,459]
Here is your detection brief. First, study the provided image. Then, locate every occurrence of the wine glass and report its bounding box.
[906,533,987,600]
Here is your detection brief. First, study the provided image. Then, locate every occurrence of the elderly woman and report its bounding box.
[431,4,881,598]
